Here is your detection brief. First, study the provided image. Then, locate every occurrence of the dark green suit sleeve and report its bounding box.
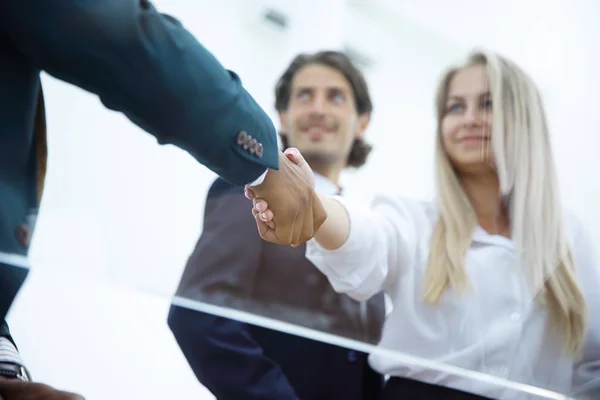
[0,0,278,185]
[0,320,14,346]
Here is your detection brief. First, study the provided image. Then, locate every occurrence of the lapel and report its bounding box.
[34,83,47,206]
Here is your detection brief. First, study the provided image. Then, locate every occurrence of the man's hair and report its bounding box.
[274,50,373,168]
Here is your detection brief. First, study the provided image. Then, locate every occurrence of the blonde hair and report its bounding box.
[422,50,587,355]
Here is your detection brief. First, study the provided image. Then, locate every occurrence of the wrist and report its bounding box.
[246,169,268,187]
[0,362,30,381]
[314,195,349,250]
[0,337,30,381]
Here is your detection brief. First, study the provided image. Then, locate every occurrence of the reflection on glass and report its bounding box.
[170,51,387,400]
[293,51,599,399]
[173,50,599,399]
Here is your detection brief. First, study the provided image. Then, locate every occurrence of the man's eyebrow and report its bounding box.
[293,86,313,91]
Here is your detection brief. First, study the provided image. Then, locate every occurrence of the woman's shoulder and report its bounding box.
[563,209,591,242]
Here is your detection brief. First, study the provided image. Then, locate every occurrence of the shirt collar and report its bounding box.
[471,225,514,250]
[314,173,341,196]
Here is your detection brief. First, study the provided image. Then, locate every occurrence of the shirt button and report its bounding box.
[499,367,509,377]
[510,312,521,322]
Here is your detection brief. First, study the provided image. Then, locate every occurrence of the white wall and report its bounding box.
[5,0,599,399]
[361,0,600,239]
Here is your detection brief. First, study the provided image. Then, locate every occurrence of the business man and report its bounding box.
[0,0,323,397]
[168,51,386,400]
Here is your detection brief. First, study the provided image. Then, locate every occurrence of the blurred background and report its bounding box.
[5,0,600,398]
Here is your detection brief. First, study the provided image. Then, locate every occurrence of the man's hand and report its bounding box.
[245,148,327,246]
[0,377,84,400]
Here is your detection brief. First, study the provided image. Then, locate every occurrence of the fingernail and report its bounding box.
[261,212,267,220]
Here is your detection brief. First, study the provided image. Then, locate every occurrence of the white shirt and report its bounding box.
[313,172,340,197]
[306,194,600,399]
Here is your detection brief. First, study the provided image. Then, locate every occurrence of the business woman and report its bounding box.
[249,50,600,399]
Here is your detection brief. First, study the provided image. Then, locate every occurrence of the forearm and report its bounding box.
[313,195,351,250]
[1,0,278,185]
[306,195,399,301]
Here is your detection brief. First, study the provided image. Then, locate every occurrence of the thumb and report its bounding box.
[284,148,314,182]
[284,148,309,172]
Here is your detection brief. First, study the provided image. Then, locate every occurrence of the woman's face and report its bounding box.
[441,64,494,173]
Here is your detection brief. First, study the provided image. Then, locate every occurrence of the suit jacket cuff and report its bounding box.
[246,169,268,186]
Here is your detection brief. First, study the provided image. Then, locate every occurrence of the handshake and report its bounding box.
[245,148,327,246]
[0,377,84,400]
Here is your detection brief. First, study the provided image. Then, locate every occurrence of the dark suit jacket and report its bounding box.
[0,0,279,334]
[168,178,386,400]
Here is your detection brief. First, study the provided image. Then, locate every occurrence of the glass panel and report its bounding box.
[6,1,598,399]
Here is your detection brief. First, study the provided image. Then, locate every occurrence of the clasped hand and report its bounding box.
[0,377,84,400]
[245,149,326,246]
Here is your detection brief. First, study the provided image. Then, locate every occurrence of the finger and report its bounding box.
[296,205,314,245]
[295,191,323,245]
[289,208,306,246]
[272,212,294,245]
[254,213,278,243]
[284,148,308,170]
[244,187,255,200]
[252,207,275,228]
[260,209,274,223]
[253,205,274,223]
[284,148,296,161]
[254,199,268,213]
[254,212,270,237]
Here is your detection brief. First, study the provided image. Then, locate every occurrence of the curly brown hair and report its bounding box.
[274,51,373,168]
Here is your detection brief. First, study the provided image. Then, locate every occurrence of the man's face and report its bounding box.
[279,64,369,166]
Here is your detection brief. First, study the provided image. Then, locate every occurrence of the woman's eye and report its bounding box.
[447,103,464,113]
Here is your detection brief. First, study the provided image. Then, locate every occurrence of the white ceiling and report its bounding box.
[354,0,599,48]
[349,0,600,90]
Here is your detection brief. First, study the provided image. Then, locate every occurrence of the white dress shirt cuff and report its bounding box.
[0,337,25,367]
[246,169,268,187]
